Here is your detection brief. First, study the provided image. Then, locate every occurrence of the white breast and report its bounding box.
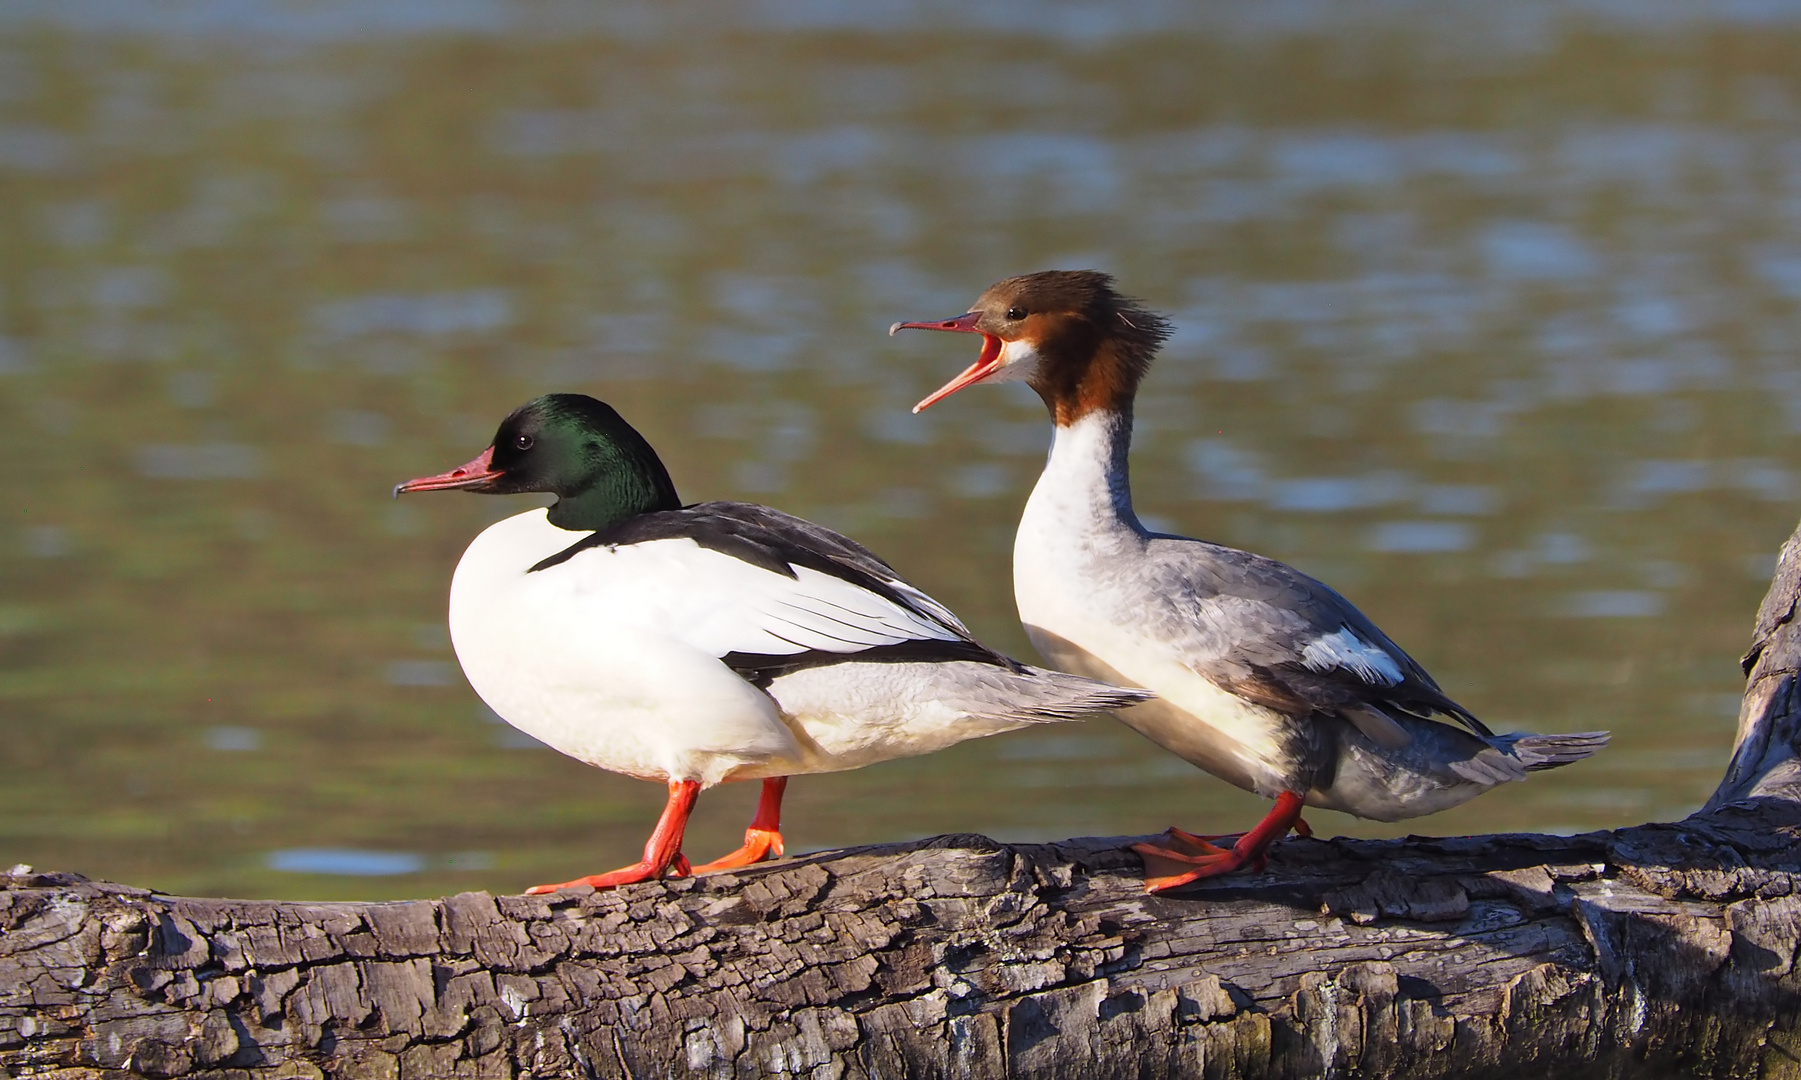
[447,509,806,786]
[1013,414,1297,797]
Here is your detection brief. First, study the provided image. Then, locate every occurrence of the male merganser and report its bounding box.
[892,271,1608,892]
[396,393,1151,893]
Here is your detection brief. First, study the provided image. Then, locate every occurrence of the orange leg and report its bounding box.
[693,777,786,873]
[1131,791,1307,893]
[526,779,700,894]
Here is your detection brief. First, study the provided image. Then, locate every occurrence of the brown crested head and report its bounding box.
[892,269,1172,425]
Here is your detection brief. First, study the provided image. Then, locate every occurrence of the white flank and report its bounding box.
[1299,627,1403,687]
[443,506,1073,789]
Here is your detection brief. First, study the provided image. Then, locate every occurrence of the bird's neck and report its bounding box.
[1027,406,1142,537]
[548,463,681,532]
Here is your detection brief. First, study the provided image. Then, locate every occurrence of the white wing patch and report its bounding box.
[1300,626,1404,687]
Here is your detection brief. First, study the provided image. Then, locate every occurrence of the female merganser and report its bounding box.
[395,393,1150,893]
[892,271,1608,892]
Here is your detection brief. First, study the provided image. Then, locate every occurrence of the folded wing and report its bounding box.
[1142,537,1489,747]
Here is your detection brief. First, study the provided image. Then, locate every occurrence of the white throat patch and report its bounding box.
[987,338,1043,384]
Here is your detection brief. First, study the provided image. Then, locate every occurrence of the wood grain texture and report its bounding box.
[9,516,1801,1079]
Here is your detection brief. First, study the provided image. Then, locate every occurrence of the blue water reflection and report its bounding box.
[267,849,426,876]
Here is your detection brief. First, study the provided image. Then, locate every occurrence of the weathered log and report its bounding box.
[10,522,1801,1079]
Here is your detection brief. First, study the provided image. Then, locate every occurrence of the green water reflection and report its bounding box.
[1,4,1794,899]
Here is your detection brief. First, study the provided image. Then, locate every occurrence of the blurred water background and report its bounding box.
[2,0,1798,899]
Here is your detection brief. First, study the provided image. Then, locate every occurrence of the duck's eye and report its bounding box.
[514,434,534,451]
[1006,306,1027,320]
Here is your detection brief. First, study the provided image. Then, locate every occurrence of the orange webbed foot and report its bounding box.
[1132,792,1308,893]
[525,852,693,894]
[693,777,788,874]
[1132,840,1264,892]
[526,779,699,894]
[1161,825,1240,850]
[692,827,784,873]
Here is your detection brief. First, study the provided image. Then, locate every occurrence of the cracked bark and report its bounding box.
[11,525,1801,1078]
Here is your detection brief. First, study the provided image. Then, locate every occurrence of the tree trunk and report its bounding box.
[11,529,1801,1080]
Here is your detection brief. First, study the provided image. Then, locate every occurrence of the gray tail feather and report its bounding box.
[1005,666,1154,723]
[1496,731,1611,771]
